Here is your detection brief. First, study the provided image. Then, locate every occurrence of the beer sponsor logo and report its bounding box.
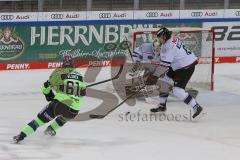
[0,27,25,60]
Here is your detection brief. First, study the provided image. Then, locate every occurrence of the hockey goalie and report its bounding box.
[126,27,203,119]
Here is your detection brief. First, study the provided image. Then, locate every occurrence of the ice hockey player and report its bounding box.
[13,55,87,143]
[132,27,203,119]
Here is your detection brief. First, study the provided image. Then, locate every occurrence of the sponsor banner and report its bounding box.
[0,60,121,70]
[0,12,37,22]
[1,23,195,63]
[224,9,240,18]
[0,10,240,23]
[203,22,240,57]
[180,10,224,19]
[38,12,87,21]
[0,57,239,70]
[87,11,133,20]
[134,10,179,19]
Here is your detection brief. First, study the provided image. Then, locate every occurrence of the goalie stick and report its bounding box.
[86,64,123,88]
[89,84,146,119]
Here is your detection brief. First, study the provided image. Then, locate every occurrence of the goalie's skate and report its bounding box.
[44,126,56,136]
[150,103,167,113]
[13,133,25,144]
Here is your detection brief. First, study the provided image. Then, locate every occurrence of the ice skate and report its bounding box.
[44,126,56,136]
[13,133,25,144]
[150,103,167,113]
[192,104,204,119]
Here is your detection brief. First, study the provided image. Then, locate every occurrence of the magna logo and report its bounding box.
[6,63,29,70]
[146,12,158,17]
[99,13,111,19]
[50,14,64,19]
[1,15,14,20]
[191,12,203,17]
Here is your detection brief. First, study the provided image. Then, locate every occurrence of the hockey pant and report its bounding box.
[159,65,198,108]
[20,99,79,137]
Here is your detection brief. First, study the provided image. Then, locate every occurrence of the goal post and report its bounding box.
[128,27,215,90]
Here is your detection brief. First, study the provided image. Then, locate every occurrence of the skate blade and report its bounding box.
[11,139,21,144]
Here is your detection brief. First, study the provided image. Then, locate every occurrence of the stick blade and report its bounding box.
[89,114,105,119]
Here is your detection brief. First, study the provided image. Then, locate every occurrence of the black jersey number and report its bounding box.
[66,81,80,96]
[176,41,192,55]
[182,45,192,55]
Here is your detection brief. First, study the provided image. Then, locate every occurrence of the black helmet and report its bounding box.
[156,27,172,40]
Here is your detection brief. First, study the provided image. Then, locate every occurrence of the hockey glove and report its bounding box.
[41,80,55,101]
[44,80,50,88]
[145,74,159,85]
[44,90,55,101]
[80,89,86,96]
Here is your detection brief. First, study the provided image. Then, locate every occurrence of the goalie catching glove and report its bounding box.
[145,74,159,85]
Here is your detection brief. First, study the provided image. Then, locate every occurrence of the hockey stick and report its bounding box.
[86,64,123,88]
[89,84,146,119]
[124,36,134,61]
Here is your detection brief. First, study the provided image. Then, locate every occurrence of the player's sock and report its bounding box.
[44,117,66,136]
[21,117,45,136]
[13,117,45,143]
[183,94,203,118]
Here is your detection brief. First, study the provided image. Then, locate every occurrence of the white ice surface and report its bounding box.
[1,64,240,160]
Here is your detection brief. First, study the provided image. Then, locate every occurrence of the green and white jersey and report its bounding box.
[47,67,86,111]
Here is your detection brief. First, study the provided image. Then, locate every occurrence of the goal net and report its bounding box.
[128,27,215,90]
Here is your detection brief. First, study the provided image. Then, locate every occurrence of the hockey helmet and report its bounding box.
[62,54,74,68]
[156,27,172,41]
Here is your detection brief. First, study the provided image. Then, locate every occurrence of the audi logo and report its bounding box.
[51,14,64,19]
[191,12,203,17]
[235,11,240,16]
[146,12,158,17]
[99,13,111,19]
[1,15,14,20]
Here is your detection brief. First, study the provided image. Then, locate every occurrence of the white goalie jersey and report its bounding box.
[132,42,160,65]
